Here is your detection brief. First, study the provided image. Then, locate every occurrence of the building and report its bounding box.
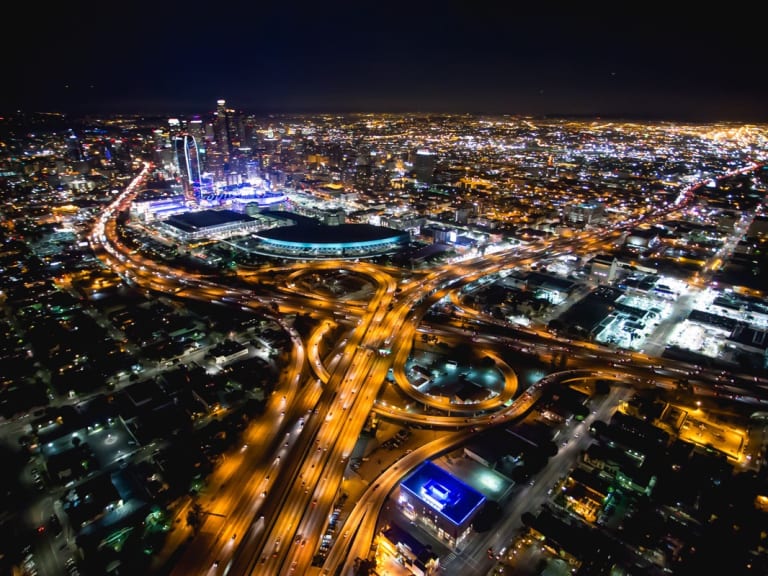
[377,522,440,576]
[610,412,670,447]
[463,431,511,469]
[412,149,437,184]
[130,194,188,222]
[561,466,610,523]
[210,340,249,366]
[250,223,409,259]
[565,201,605,227]
[582,443,657,496]
[624,228,660,251]
[589,254,619,284]
[524,271,577,305]
[214,99,230,160]
[174,134,202,194]
[398,461,486,550]
[726,324,768,368]
[160,209,261,241]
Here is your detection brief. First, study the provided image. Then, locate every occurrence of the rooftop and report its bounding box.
[258,223,407,244]
[164,209,254,232]
[400,461,486,526]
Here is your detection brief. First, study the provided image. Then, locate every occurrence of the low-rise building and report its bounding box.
[398,461,486,550]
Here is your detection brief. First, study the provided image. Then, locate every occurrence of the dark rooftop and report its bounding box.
[728,325,768,351]
[258,223,407,244]
[381,522,438,567]
[164,209,254,232]
[526,271,576,292]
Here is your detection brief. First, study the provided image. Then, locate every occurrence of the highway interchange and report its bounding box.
[88,161,767,575]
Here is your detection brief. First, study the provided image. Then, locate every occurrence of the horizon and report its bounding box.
[4,107,767,125]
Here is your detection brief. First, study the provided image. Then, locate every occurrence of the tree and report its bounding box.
[542,440,559,458]
[521,511,536,527]
[186,501,204,535]
[452,342,475,364]
[589,420,608,437]
[595,379,612,395]
[473,501,502,532]
[354,558,376,575]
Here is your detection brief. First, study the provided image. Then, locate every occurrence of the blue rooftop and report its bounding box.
[401,461,486,526]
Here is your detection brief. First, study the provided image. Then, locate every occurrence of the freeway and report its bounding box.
[88,161,766,575]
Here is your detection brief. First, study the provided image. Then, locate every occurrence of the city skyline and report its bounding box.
[4,2,767,121]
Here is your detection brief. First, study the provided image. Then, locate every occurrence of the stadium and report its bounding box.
[244,222,410,259]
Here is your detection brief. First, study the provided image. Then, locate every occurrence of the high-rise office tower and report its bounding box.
[174,134,202,196]
[214,99,230,161]
[188,118,207,172]
[66,131,83,162]
[168,118,182,142]
[227,111,244,149]
[413,149,437,184]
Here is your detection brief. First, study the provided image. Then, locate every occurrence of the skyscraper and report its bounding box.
[174,134,202,196]
[413,149,437,184]
[214,99,231,161]
[188,118,207,173]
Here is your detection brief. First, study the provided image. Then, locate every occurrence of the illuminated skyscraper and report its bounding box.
[168,118,182,141]
[214,99,230,161]
[175,134,202,196]
[188,117,207,172]
[67,131,83,162]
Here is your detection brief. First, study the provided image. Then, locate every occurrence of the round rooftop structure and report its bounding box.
[250,223,409,259]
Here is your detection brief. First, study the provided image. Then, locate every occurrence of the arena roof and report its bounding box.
[164,209,254,232]
[400,461,486,526]
[257,223,405,244]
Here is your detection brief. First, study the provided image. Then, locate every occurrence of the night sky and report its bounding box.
[4,2,767,121]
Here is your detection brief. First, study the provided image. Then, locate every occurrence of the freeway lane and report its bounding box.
[222,261,399,574]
